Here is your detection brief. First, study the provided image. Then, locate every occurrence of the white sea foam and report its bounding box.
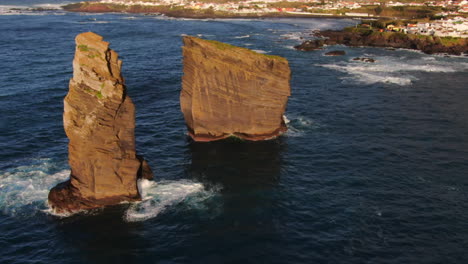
[285,115,317,137]
[252,49,268,54]
[280,32,305,41]
[0,161,216,220]
[0,10,48,16]
[319,55,468,86]
[296,116,314,127]
[322,64,413,85]
[33,3,66,10]
[78,21,110,24]
[234,35,250,39]
[125,179,215,222]
[0,161,69,217]
[0,3,66,15]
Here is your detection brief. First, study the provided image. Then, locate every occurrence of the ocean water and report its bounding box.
[1,3,468,264]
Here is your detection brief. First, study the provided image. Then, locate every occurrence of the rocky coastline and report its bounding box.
[62,2,363,19]
[295,29,468,56]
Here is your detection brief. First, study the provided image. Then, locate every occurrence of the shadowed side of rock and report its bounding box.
[48,32,153,214]
[180,36,291,142]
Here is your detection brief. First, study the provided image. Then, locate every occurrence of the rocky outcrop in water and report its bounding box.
[353,57,375,63]
[180,36,291,141]
[295,30,468,56]
[48,32,153,214]
[325,50,346,56]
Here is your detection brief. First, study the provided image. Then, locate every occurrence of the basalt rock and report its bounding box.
[295,39,325,51]
[353,57,375,63]
[48,32,153,214]
[180,36,291,141]
[325,50,346,56]
[295,30,468,56]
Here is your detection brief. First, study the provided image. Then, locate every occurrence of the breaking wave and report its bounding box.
[0,160,216,220]
[0,2,67,15]
[0,160,69,217]
[252,49,268,54]
[284,115,318,137]
[280,32,306,41]
[125,179,217,222]
[234,35,250,39]
[319,54,468,86]
[321,63,413,85]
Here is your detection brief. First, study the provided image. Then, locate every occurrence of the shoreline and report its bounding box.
[61,2,386,20]
[17,2,468,56]
[295,29,468,56]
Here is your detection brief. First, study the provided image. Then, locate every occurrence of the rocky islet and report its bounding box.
[48,33,292,213]
[180,36,291,141]
[48,32,153,214]
[55,29,465,213]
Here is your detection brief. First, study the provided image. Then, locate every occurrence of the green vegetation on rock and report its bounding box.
[205,39,236,50]
[96,90,103,99]
[78,44,89,52]
[83,86,104,99]
[204,39,287,62]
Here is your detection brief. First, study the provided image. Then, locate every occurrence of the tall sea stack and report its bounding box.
[48,32,153,214]
[180,36,291,142]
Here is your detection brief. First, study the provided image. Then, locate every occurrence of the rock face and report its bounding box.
[180,36,291,141]
[295,30,468,55]
[48,32,153,214]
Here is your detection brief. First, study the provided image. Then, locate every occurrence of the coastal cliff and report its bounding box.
[180,37,291,142]
[48,32,153,214]
[295,30,468,55]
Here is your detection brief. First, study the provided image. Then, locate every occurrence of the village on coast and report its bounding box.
[91,0,468,37]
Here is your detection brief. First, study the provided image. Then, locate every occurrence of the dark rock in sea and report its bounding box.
[294,39,325,51]
[180,36,291,142]
[325,50,346,56]
[48,32,153,214]
[353,57,375,63]
[295,30,468,56]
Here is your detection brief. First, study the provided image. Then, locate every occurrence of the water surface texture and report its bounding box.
[1,5,468,264]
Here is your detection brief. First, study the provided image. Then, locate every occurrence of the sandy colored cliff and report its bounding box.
[48,32,153,214]
[180,36,291,141]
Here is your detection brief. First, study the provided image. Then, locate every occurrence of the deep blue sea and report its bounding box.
[1,1,468,263]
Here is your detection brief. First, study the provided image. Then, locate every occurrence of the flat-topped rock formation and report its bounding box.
[180,36,291,141]
[48,32,153,214]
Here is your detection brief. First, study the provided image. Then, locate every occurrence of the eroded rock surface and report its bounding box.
[180,36,291,141]
[48,32,153,214]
